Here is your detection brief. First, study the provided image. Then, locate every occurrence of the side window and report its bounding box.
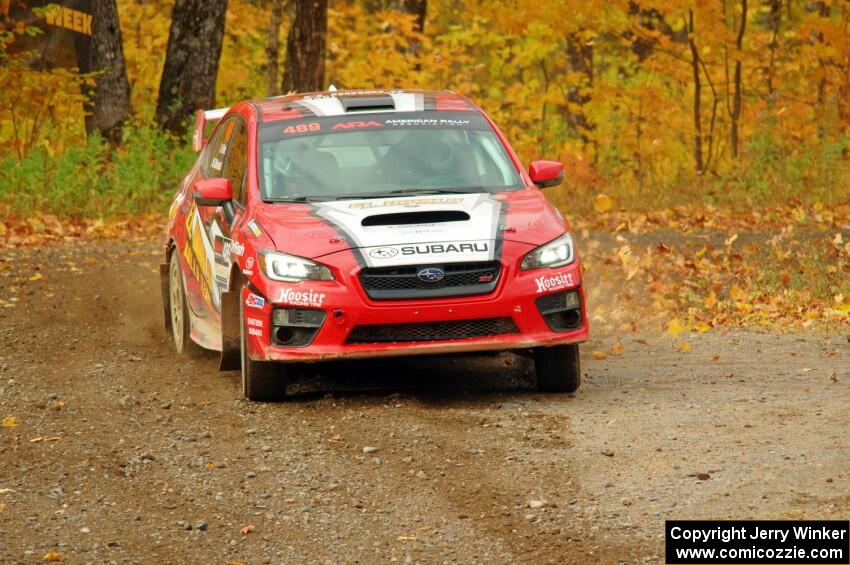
[203,119,235,178]
[223,123,248,204]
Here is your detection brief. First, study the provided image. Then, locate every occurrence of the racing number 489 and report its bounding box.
[283,123,320,134]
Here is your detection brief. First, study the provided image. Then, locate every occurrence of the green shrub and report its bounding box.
[0,123,195,219]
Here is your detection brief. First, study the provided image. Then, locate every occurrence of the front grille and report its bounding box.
[359,262,501,300]
[346,317,519,344]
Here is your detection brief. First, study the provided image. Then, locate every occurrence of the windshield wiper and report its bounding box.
[331,188,473,200]
[266,195,337,203]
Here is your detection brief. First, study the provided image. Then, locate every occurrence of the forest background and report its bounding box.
[1,0,849,333]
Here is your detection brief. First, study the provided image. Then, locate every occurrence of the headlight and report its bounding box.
[259,251,334,282]
[520,232,575,270]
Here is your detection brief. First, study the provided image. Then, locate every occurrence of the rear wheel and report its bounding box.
[240,286,288,401]
[168,251,203,356]
[534,344,581,393]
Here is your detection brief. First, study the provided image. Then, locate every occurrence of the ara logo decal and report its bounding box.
[245,293,265,309]
[332,121,383,130]
[368,247,399,259]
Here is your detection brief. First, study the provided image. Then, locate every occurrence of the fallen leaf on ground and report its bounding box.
[43,551,61,561]
[667,319,685,338]
[678,342,691,352]
[593,193,614,213]
[592,350,608,360]
[397,536,417,541]
[239,524,255,535]
[2,416,17,428]
[610,341,624,355]
[29,272,43,281]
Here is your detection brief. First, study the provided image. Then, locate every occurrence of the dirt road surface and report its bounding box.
[1,240,848,564]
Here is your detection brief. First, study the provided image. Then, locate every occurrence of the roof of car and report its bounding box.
[255,89,477,123]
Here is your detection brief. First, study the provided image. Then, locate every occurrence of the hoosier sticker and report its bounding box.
[534,272,575,293]
[277,288,326,308]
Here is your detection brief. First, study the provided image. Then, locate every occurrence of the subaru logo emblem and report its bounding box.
[417,267,445,283]
[369,247,399,259]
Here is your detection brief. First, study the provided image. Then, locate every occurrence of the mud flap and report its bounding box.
[160,263,172,334]
[219,289,241,371]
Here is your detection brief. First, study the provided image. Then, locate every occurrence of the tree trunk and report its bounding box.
[282,0,327,93]
[764,0,781,103]
[728,0,747,159]
[812,1,830,141]
[266,0,284,96]
[400,0,427,33]
[399,0,426,65]
[79,0,131,144]
[688,10,705,175]
[156,0,228,135]
[565,33,594,144]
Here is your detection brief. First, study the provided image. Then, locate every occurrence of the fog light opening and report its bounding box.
[562,309,580,328]
[275,326,294,345]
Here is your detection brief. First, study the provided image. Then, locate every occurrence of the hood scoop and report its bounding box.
[361,210,470,227]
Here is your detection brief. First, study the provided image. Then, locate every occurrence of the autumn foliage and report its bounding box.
[0,1,849,332]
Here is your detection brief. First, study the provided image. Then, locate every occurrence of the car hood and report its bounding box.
[251,189,568,267]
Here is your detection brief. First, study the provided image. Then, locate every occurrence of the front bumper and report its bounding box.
[242,252,588,363]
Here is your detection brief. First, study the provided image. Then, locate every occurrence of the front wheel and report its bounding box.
[240,286,288,401]
[534,344,581,393]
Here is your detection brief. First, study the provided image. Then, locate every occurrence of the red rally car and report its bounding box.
[161,89,589,401]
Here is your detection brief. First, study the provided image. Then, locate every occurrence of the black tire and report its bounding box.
[240,288,288,401]
[534,344,581,393]
[167,251,204,357]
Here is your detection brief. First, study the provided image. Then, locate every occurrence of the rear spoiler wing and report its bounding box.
[192,107,229,152]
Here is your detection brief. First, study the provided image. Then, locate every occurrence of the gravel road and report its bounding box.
[1,240,848,564]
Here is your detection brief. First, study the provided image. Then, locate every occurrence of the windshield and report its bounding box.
[258,111,523,201]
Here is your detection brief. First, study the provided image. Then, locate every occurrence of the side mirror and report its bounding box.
[529,160,564,188]
[193,178,233,207]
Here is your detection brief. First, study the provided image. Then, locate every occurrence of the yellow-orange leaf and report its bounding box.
[730,284,746,302]
[2,416,17,428]
[43,551,61,562]
[667,319,685,338]
[593,194,613,213]
[592,350,608,360]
